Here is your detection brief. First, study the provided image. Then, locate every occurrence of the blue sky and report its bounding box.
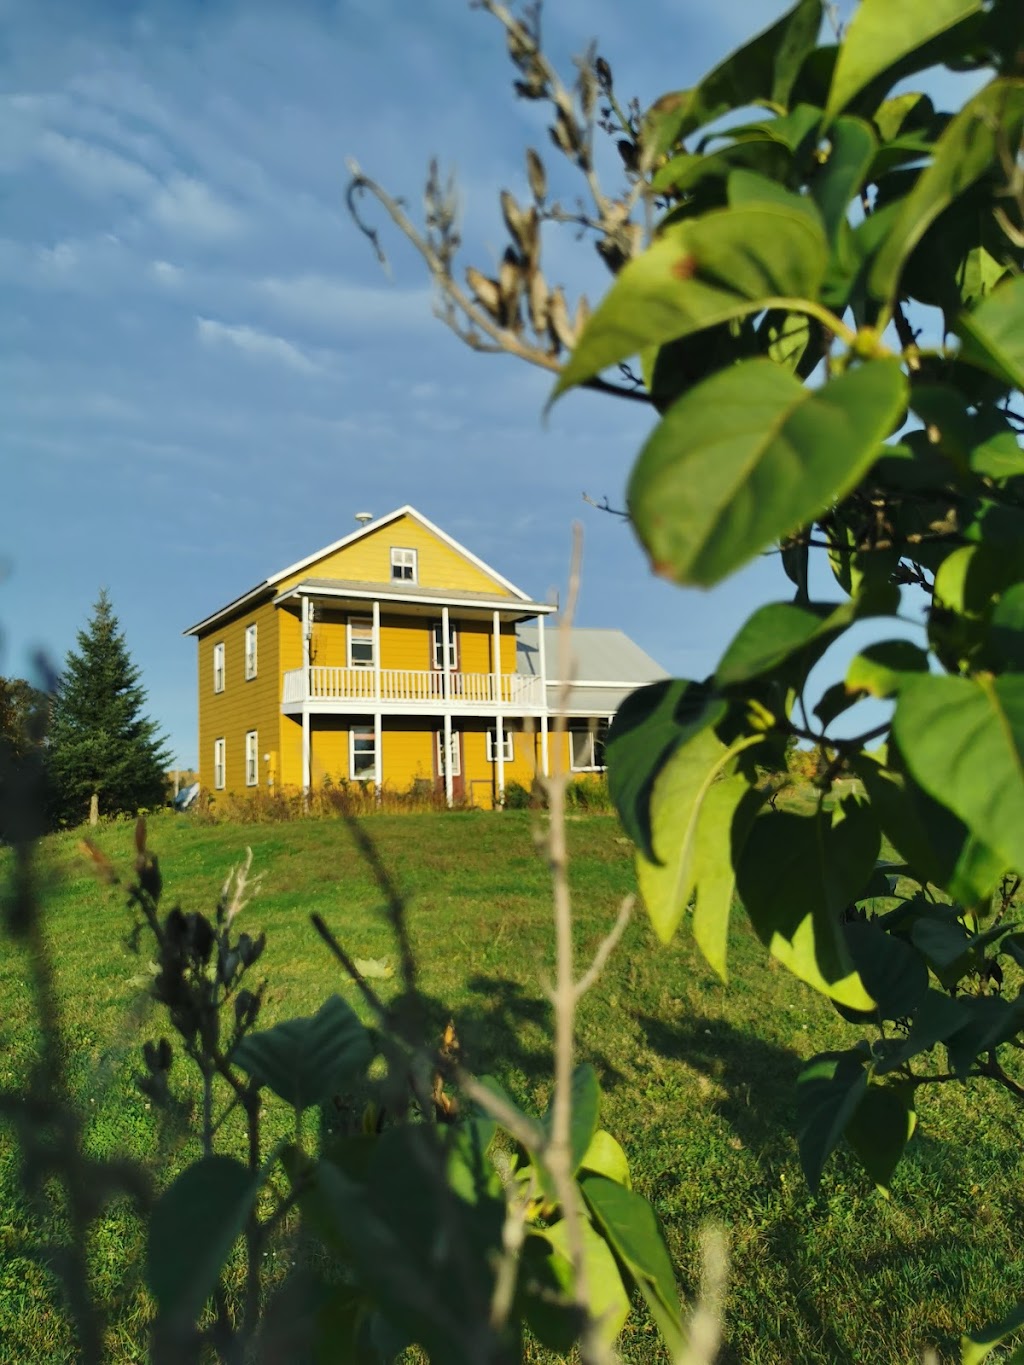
[0,0,920,768]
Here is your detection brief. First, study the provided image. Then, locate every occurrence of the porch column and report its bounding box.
[301,594,311,796]
[538,613,550,778]
[441,604,453,805]
[493,610,505,804]
[372,599,381,703]
[374,710,383,800]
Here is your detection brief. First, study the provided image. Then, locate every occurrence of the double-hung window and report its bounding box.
[245,731,258,786]
[569,719,609,772]
[486,728,514,763]
[214,737,226,790]
[244,624,257,680]
[213,642,225,693]
[348,617,375,668]
[390,547,417,583]
[350,725,378,782]
[436,729,461,777]
[431,621,458,671]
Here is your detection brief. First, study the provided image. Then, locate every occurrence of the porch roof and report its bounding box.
[275,577,556,619]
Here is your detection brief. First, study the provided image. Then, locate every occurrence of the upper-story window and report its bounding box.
[348,616,375,668]
[431,621,459,670]
[390,547,417,583]
[213,641,225,693]
[244,623,258,680]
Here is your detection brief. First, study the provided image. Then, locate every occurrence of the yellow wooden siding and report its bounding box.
[197,597,281,794]
[276,513,520,596]
[302,614,522,675]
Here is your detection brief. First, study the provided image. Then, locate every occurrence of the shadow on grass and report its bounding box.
[636,1012,801,1172]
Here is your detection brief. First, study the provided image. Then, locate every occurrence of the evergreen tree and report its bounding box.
[48,591,171,826]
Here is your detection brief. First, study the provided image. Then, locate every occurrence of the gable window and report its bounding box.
[213,641,225,693]
[214,737,226,790]
[245,731,258,786]
[348,616,375,668]
[431,621,459,670]
[350,725,378,782]
[436,729,461,777]
[244,624,258,680]
[390,547,417,583]
[486,728,514,763]
[569,719,609,772]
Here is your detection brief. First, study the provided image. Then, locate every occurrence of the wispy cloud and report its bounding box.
[150,175,244,241]
[195,315,324,375]
[256,274,434,333]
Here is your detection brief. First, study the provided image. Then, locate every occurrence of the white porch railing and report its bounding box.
[282,667,544,708]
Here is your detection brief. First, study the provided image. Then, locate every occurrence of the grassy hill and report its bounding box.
[2,809,1022,1362]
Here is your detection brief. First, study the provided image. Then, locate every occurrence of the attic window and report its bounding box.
[391,547,417,583]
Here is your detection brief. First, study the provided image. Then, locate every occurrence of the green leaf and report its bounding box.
[962,1299,1024,1365]
[644,0,823,156]
[845,1081,917,1192]
[607,679,725,861]
[796,1049,869,1192]
[870,79,1024,304]
[956,274,1024,391]
[637,727,761,951]
[551,203,828,400]
[539,1218,631,1348]
[845,640,930,699]
[580,1129,632,1189]
[736,800,878,1009]
[580,1174,685,1357]
[873,989,969,1074]
[543,1063,600,1180]
[893,673,1024,877]
[147,1156,258,1322]
[628,357,908,588]
[841,920,929,1021]
[812,117,877,237]
[233,993,373,1110]
[825,0,983,122]
[691,776,764,981]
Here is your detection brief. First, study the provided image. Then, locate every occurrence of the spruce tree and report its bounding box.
[48,591,171,826]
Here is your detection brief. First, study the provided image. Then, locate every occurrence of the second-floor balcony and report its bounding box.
[282,666,545,711]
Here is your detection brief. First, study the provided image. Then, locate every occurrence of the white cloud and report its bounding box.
[149,174,244,240]
[36,128,156,199]
[151,258,184,284]
[195,316,323,375]
[256,274,434,332]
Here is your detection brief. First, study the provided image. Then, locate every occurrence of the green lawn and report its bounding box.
[2,810,1023,1362]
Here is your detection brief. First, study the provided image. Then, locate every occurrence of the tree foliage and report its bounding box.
[48,591,170,826]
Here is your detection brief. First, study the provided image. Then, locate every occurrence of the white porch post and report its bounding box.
[492,609,505,804]
[372,599,381,703]
[374,710,383,799]
[442,605,453,807]
[301,595,311,795]
[538,613,550,778]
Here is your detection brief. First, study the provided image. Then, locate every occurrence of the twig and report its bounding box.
[574,895,634,1000]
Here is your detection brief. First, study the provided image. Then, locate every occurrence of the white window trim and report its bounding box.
[486,728,514,763]
[431,621,459,670]
[390,546,418,583]
[436,729,461,777]
[569,719,609,773]
[213,641,225,694]
[245,730,258,787]
[214,737,226,790]
[349,724,378,782]
[347,615,375,669]
[244,624,258,681]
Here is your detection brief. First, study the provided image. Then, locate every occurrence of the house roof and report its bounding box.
[275,577,555,618]
[183,505,538,636]
[516,626,667,715]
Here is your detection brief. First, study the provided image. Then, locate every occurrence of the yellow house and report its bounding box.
[183,507,665,808]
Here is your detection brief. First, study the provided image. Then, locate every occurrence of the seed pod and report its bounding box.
[573,294,590,339]
[596,56,613,90]
[498,247,524,329]
[465,266,503,322]
[548,286,576,351]
[549,108,580,158]
[500,191,538,265]
[528,268,550,335]
[525,148,547,202]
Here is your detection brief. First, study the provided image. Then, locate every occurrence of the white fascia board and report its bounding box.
[182,581,268,636]
[274,583,556,614]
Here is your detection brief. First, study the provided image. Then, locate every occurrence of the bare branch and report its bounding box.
[574,895,634,1001]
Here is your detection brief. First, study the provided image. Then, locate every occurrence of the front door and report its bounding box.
[433,728,465,801]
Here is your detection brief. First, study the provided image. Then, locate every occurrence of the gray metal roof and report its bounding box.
[516,626,667,716]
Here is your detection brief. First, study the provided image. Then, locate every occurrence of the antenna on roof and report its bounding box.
[354,511,373,525]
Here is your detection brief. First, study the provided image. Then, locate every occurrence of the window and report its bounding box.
[436,729,461,777]
[569,719,609,772]
[245,731,258,786]
[213,641,225,693]
[391,547,417,583]
[431,621,459,670]
[214,737,226,790]
[486,728,514,763]
[348,616,375,668]
[350,725,378,782]
[244,623,258,680]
